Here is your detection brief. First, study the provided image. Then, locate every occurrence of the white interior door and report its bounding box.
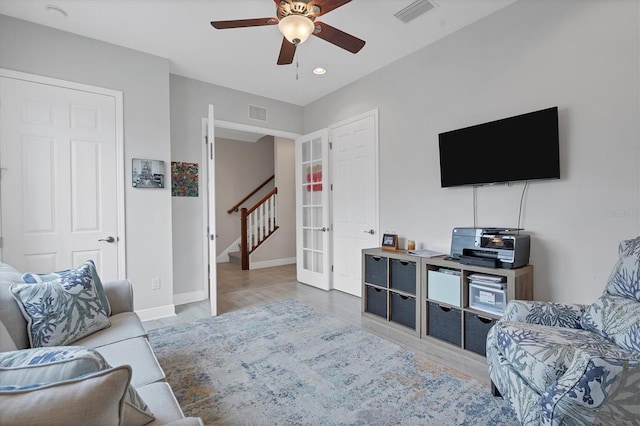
[0,74,123,279]
[207,105,218,316]
[295,129,330,290]
[330,111,379,296]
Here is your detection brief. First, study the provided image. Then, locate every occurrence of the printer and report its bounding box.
[449,227,530,269]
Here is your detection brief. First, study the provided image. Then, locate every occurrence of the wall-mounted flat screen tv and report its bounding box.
[438,106,560,187]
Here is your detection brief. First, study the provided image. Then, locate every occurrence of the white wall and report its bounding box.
[0,15,175,317]
[304,0,640,304]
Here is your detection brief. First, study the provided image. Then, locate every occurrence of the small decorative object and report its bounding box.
[171,161,199,197]
[407,240,416,251]
[381,233,399,251]
[132,159,165,188]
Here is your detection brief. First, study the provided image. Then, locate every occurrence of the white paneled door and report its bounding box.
[330,111,379,297]
[295,129,331,290]
[0,75,121,279]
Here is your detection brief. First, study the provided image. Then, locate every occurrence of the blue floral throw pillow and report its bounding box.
[21,260,111,316]
[10,263,111,347]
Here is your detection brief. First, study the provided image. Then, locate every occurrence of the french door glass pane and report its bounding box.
[303,250,312,270]
[312,138,322,161]
[303,229,312,250]
[314,252,323,273]
[302,141,310,162]
[314,230,323,250]
[303,206,312,227]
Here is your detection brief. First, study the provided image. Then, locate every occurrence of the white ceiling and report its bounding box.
[0,0,517,106]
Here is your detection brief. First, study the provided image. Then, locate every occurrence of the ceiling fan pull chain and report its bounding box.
[296,59,299,81]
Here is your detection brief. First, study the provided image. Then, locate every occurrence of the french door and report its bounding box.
[295,129,331,290]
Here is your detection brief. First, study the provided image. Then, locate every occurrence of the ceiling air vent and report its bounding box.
[248,105,268,122]
[394,0,435,24]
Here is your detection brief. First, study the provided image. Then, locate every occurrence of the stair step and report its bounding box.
[228,251,241,265]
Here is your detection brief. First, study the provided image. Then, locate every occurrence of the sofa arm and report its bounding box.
[103,279,134,315]
[501,300,585,328]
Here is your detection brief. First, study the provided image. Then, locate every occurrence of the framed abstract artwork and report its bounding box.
[171,161,199,197]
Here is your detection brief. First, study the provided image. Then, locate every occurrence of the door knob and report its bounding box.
[98,236,116,243]
[364,229,374,235]
[320,227,328,232]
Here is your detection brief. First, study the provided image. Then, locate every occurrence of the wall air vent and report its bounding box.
[394,0,435,23]
[248,105,268,122]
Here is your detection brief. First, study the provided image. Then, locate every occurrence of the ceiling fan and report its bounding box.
[210,0,366,65]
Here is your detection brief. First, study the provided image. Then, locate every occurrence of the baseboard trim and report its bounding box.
[250,257,296,270]
[173,290,208,306]
[135,304,176,322]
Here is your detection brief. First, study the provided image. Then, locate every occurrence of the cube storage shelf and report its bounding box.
[362,248,534,357]
[362,249,421,336]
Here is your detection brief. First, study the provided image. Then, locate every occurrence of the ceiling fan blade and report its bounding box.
[309,0,352,17]
[313,21,365,54]
[277,37,297,65]
[210,18,278,29]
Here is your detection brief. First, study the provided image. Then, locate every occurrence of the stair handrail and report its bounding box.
[240,187,278,270]
[227,174,275,214]
[245,187,277,215]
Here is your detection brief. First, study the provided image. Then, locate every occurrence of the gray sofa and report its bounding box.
[0,261,202,426]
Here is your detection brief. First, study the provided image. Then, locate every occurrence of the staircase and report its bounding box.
[227,177,279,270]
[228,251,242,265]
[239,187,279,270]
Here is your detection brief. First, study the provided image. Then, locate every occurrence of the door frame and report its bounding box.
[201,115,300,315]
[0,68,127,278]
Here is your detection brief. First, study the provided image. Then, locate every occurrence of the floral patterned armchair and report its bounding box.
[486,238,640,425]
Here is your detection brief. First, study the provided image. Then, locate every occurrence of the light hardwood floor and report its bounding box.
[143,262,491,385]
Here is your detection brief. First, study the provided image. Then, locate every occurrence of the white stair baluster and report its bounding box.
[273,193,277,229]
[248,212,253,249]
[252,211,257,248]
[260,203,265,240]
[268,196,272,231]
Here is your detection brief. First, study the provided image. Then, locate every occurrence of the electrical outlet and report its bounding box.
[151,278,161,290]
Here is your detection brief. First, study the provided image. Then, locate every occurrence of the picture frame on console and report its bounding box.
[381,233,399,251]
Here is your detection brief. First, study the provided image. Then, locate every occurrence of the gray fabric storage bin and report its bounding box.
[365,285,387,318]
[390,293,416,329]
[428,302,461,346]
[364,255,387,287]
[389,259,416,294]
[464,312,496,356]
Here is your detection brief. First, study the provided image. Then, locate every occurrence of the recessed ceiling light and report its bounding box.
[313,67,327,75]
[46,5,68,18]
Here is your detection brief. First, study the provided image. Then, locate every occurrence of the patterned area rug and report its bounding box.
[148,300,518,425]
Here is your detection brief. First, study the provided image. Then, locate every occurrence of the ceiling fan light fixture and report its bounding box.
[278,15,314,45]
